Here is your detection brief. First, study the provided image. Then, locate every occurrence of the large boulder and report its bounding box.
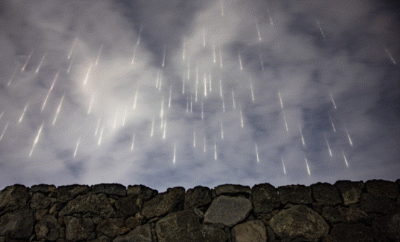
[360,193,396,215]
[92,183,127,197]
[185,186,212,210]
[204,195,252,227]
[35,214,60,241]
[156,210,226,242]
[269,205,329,241]
[311,183,342,205]
[232,220,267,242]
[142,187,185,219]
[278,185,312,204]
[0,209,34,239]
[59,193,116,218]
[335,180,364,205]
[127,185,158,201]
[0,185,29,214]
[252,183,280,215]
[65,216,95,241]
[115,195,140,218]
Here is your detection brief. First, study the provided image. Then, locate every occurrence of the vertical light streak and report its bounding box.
[344,125,353,146]
[203,28,206,47]
[232,90,236,109]
[97,126,104,146]
[282,158,287,175]
[173,142,176,164]
[201,102,204,120]
[162,45,166,68]
[150,117,155,137]
[220,0,224,16]
[329,115,336,132]
[203,136,207,153]
[21,51,33,72]
[163,119,167,140]
[42,72,59,112]
[73,137,81,158]
[299,125,306,147]
[19,102,29,124]
[325,134,333,157]
[0,122,9,141]
[88,94,95,115]
[133,87,139,109]
[214,141,217,160]
[29,122,44,157]
[94,118,101,136]
[95,44,103,66]
[203,73,207,97]
[68,37,77,59]
[52,93,65,125]
[316,20,325,38]
[35,53,47,73]
[385,47,396,65]
[278,91,284,109]
[329,93,337,109]
[255,20,262,41]
[305,158,311,176]
[193,129,196,148]
[83,63,92,86]
[255,143,260,163]
[130,133,135,151]
[283,112,289,132]
[250,82,255,102]
[220,121,224,139]
[341,150,349,167]
[259,54,264,71]
[219,48,223,68]
[168,85,172,108]
[239,109,244,128]
[7,67,18,86]
[239,53,243,71]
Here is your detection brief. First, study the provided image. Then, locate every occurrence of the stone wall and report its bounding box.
[0,179,399,242]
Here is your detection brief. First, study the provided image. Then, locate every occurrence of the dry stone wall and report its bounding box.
[0,179,399,242]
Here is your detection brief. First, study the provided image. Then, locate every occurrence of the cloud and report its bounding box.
[0,0,399,191]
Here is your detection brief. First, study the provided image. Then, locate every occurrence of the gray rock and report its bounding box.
[311,183,342,205]
[322,206,368,224]
[97,218,126,238]
[60,193,116,218]
[35,215,60,241]
[56,185,90,202]
[330,223,373,242]
[127,185,158,201]
[92,183,127,197]
[214,184,251,196]
[335,180,364,205]
[269,205,329,241]
[114,224,152,242]
[31,192,55,210]
[31,184,56,195]
[0,209,34,239]
[278,185,312,204]
[156,210,226,242]
[252,183,280,215]
[184,186,212,209]
[360,193,396,215]
[115,195,140,218]
[373,213,400,241]
[65,216,95,241]
[232,220,267,242]
[0,185,29,214]
[365,180,399,199]
[204,195,252,227]
[142,187,185,219]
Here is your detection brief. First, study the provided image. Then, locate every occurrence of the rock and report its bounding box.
[252,183,280,215]
[311,183,342,205]
[0,209,34,239]
[127,185,158,201]
[31,192,55,210]
[204,195,252,227]
[214,184,251,196]
[115,195,140,218]
[335,180,364,205]
[0,185,29,214]
[60,193,116,218]
[35,215,60,241]
[156,210,226,242]
[96,218,126,238]
[126,216,141,229]
[92,183,127,197]
[360,193,396,215]
[269,205,329,241]
[373,214,400,241]
[114,224,152,242]
[365,180,399,199]
[232,220,267,242]
[330,223,373,242]
[90,235,111,242]
[30,184,56,195]
[65,216,95,241]
[322,206,368,224]
[56,185,90,202]
[184,186,212,209]
[142,187,185,219]
[278,185,312,204]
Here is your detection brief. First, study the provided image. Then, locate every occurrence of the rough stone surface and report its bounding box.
[322,206,368,224]
[65,216,95,241]
[232,220,267,242]
[96,218,126,238]
[252,183,280,214]
[204,195,252,227]
[360,193,396,215]
[0,185,29,214]
[114,224,152,242]
[92,183,127,197]
[365,180,399,199]
[142,187,185,219]
[279,185,312,204]
[35,215,60,241]
[60,193,116,218]
[56,185,90,202]
[214,184,251,196]
[127,185,158,201]
[330,223,374,242]
[156,210,226,242]
[373,213,400,241]
[184,186,212,209]
[31,192,55,210]
[0,209,34,239]
[269,205,329,241]
[115,195,140,218]
[311,183,342,205]
[335,180,364,205]
[31,184,56,194]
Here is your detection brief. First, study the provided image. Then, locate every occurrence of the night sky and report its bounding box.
[0,0,399,192]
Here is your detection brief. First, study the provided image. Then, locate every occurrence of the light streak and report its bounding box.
[94,118,101,136]
[35,53,47,73]
[201,102,204,120]
[173,142,176,164]
[329,93,337,109]
[190,95,193,113]
[163,119,167,140]
[219,79,223,97]
[329,115,336,132]
[73,137,80,158]
[214,141,217,160]
[239,53,243,71]
[67,55,74,73]
[29,122,44,157]
[239,109,244,128]
[278,91,284,109]
[41,72,59,112]
[162,45,166,68]
[255,20,262,41]
[259,54,264,71]
[193,129,196,147]
[299,125,306,147]
[203,136,206,153]
[222,98,225,113]
[122,108,128,127]
[219,48,223,68]
[160,99,164,118]
[220,121,224,139]
[52,93,65,125]
[341,150,349,167]
[0,111,3,122]
[130,133,135,151]
[131,45,138,65]
[0,121,9,141]
[136,26,143,45]
[305,158,311,176]
[68,37,77,59]
[203,28,206,47]
[18,102,29,124]
[255,143,260,163]
[83,63,92,86]
[203,74,207,97]
[283,112,289,132]
[267,7,273,26]
[21,51,33,72]
[220,0,224,16]
[133,87,139,109]
[344,125,353,146]
[168,85,172,108]
[250,82,255,102]
[88,94,95,115]
[97,126,104,145]
[325,134,333,157]
[316,20,325,38]
[212,42,216,64]
[150,117,155,137]
[385,47,396,65]
[232,90,236,109]
[282,158,287,175]
[182,40,185,60]
[7,67,18,86]
[95,44,103,66]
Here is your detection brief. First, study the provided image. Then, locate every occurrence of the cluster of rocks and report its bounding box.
[0,179,399,242]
